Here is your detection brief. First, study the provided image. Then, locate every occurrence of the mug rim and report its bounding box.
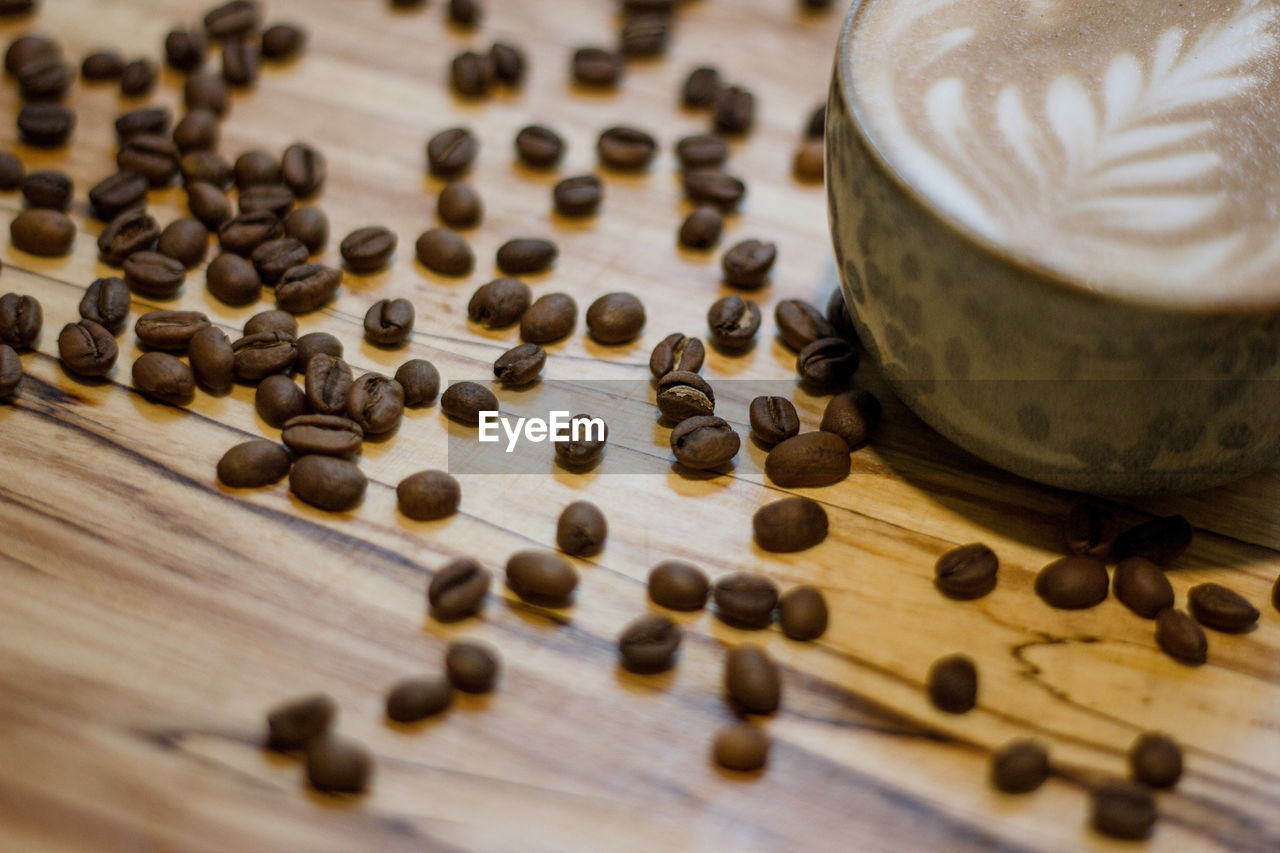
[834,0,1280,316]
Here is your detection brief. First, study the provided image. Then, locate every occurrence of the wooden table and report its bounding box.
[2,1,1278,850]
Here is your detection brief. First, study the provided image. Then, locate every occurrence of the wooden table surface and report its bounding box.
[1,1,1278,850]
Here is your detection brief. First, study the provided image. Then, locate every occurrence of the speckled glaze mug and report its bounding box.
[827,0,1280,494]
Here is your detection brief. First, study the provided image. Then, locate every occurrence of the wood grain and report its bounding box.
[0,1,1278,851]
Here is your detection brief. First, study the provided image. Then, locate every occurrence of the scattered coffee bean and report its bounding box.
[820,389,881,449]
[438,182,483,228]
[713,85,754,135]
[468,278,530,329]
[778,585,829,641]
[284,206,328,254]
[586,293,645,344]
[682,168,745,210]
[440,381,498,425]
[1064,503,1119,559]
[20,169,71,210]
[514,125,564,169]
[184,72,230,116]
[117,134,180,187]
[281,142,325,198]
[189,325,233,392]
[618,614,681,673]
[656,370,714,422]
[597,126,657,171]
[303,354,352,415]
[489,41,524,85]
[397,470,461,520]
[0,293,41,348]
[507,549,578,606]
[217,439,291,488]
[364,298,414,347]
[257,374,308,427]
[132,352,195,405]
[18,56,73,100]
[713,722,768,772]
[0,152,23,189]
[713,572,778,629]
[648,561,709,611]
[11,208,74,256]
[385,676,452,723]
[1155,608,1207,665]
[706,294,761,350]
[1129,733,1181,790]
[347,373,404,435]
[649,333,704,379]
[1035,555,1108,610]
[135,310,210,351]
[765,431,851,487]
[338,226,395,273]
[82,49,125,80]
[98,208,161,266]
[496,237,557,274]
[620,13,669,56]
[678,206,723,249]
[5,34,57,77]
[1112,557,1173,618]
[556,501,607,557]
[934,543,998,600]
[415,228,472,276]
[754,497,827,553]
[240,184,296,218]
[305,733,373,794]
[220,36,259,87]
[793,139,824,182]
[671,415,738,470]
[775,299,834,351]
[188,181,232,229]
[204,0,260,39]
[448,0,482,27]
[675,134,728,170]
[173,109,220,153]
[251,236,308,284]
[553,413,608,469]
[797,337,858,389]
[290,454,367,512]
[681,65,721,108]
[294,332,343,373]
[445,640,499,693]
[282,413,362,457]
[59,320,117,377]
[276,263,342,314]
[266,692,336,751]
[115,106,170,142]
[262,23,306,61]
[553,174,603,218]
[164,28,206,72]
[927,653,977,714]
[427,127,478,177]
[219,210,283,256]
[244,310,297,337]
[232,330,296,380]
[429,557,491,621]
[79,277,130,332]
[991,739,1049,794]
[1188,582,1259,633]
[234,150,280,190]
[725,644,781,713]
[572,46,623,87]
[206,252,262,306]
[16,103,75,148]
[157,218,210,269]
[748,396,799,446]
[493,342,545,386]
[395,359,439,407]
[722,240,776,289]
[520,293,576,343]
[88,171,148,221]
[1091,781,1156,841]
[1113,515,1192,566]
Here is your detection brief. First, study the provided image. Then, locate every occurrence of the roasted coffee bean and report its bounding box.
[440,380,497,425]
[778,585,828,641]
[305,733,373,794]
[1129,732,1182,790]
[671,415,738,470]
[656,370,715,422]
[220,36,259,86]
[935,543,998,600]
[188,181,232,229]
[445,640,499,694]
[98,208,160,266]
[1091,781,1156,841]
[437,182,482,228]
[1112,557,1173,618]
[232,330,296,379]
[1188,582,1259,633]
[189,325,233,392]
[681,65,721,108]
[82,49,125,80]
[181,144,232,183]
[266,692,336,751]
[164,28,207,72]
[239,183,295,218]
[283,206,328,253]
[820,389,880,450]
[827,291,857,342]
[117,134,180,187]
[927,654,977,714]
[496,237,557,275]
[281,142,324,198]
[429,557,491,621]
[586,293,645,344]
[706,294,761,350]
[991,739,1049,794]
[748,396,799,445]
[346,373,404,435]
[775,299,834,351]
[277,263,341,314]
[132,352,195,405]
[754,497,827,553]
[514,125,564,169]
[385,676,452,723]
[397,470,460,520]
[713,572,778,629]
[618,614,681,673]
[553,174,603,218]
[675,133,728,169]
[124,252,186,298]
[205,252,261,305]
[262,23,306,60]
[553,413,608,469]
[414,228,472,276]
[256,374,308,427]
[1035,555,1109,609]
[725,644,781,713]
[649,333,704,379]
[713,85,755,135]
[1155,608,1207,665]
[648,560,709,611]
[234,150,280,190]
[79,277,130,332]
[20,170,71,210]
[0,293,41,348]
[205,0,260,39]
[0,151,23,189]
[678,206,723,249]
[5,34,57,77]
[682,168,745,210]
[91,169,150,218]
[10,208,74,256]
[556,501,607,557]
[448,0,483,26]
[793,139,824,182]
[184,72,230,116]
[506,549,578,606]
[58,320,117,377]
[245,309,297,335]
[489,41,525,85]
[620,13,669,56]
[765,431,850,487]
[713,723,768,772]
[217,439,290,487]
[115,106,170,142]
[493,343,545,386]
[597,126,657,171]
[806,104,827,139]
[219,210,283,255]
[251,236,307,284]
[17,103,75,147]
[134,310,210,351]
[468,278,530,329]
[427,127,479,177]
[363,298,414,348]
[1064,502,1119,559]
[303,354,352,415]
[520,293,576,343]
[1113,515,1192,565]
[17,56,73,100]
[572,46,623,87]
[290,454,367,511]
[797,337,859,389]
[120,58,158,97]
[395,359,439,407]
[722,240,776,289]
[157,218,210,268]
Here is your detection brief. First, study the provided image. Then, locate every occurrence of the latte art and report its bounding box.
[849,0,1280,304]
